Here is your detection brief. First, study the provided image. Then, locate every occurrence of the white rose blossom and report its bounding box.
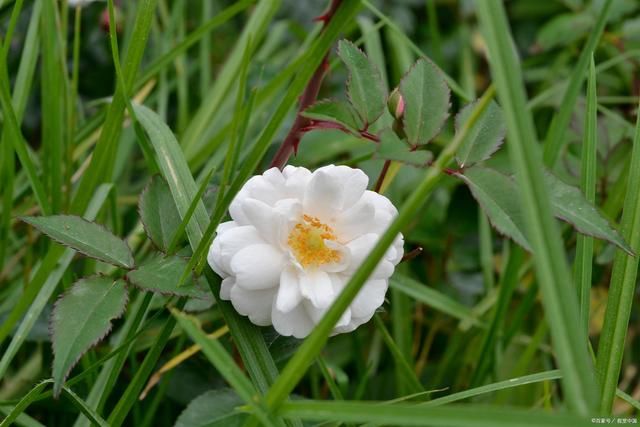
[207,165,404,338]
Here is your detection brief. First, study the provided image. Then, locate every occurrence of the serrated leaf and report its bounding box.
[535,13,594,51]
[456,168,531,250]
[175,388,246,427]
[376,128,432,166]
[455,100,506,167]
[301,99,364,133]
[545,172,633,255]
[460,167,633,255]
[139,175,182,252]
[399,57,450,146]
[337,40,386,125]
[52,276,128,397]
[21,215,134,268]
[127,255,210,299]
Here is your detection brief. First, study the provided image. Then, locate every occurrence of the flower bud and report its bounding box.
[387,87,405,121]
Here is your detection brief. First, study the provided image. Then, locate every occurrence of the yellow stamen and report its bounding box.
[288,214,341,268]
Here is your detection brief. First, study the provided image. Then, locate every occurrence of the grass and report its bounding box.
[1,0,640,426]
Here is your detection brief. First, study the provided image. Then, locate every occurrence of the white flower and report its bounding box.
[207,165,404,338]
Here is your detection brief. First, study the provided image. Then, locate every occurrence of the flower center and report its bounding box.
[287,214,341,268]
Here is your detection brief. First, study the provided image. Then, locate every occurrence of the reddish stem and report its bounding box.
[401,247,423,263]
[269,0,343,170]
[373,160,391,193]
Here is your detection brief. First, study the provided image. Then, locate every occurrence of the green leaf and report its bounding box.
[455,100,506,167]
[535,13,594,51]
[139,175,182,252]
[301,99,363,132]
[337,39,386,125]
[546,172,632,254]
[376,129,432,166]
[460,168,631,255]
[127,255,209,299]
[21,215,134,269]
[175,389,246,427]
[456,168,531,250]
[399,57,450,146]
[52,276,128,397]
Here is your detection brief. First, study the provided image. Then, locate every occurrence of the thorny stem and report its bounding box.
[269,0,342,169]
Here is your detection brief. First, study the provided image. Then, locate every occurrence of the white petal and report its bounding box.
[390,235,405,265]
[230,243,284,290]
[207,237,227,277]
[334,201,377,242]
[276,268,302,313]
[241,198,301,247]
[282,165,312,199]
[213,225,264,274]
[303,165,368,219]
[207,221,241,277]
[271,303,315,338]
[350,279,388,318]
[228,169,288,224]
[345,233,395,279]
[354,190,398,235]
[299,270,334,309]
[220,277,235,299]
[230,286,274,326]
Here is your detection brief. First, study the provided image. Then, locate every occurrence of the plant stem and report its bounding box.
[269,0,342,169]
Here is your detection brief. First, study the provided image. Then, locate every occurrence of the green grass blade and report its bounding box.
[171,308,280,427]
[0,379,109,427]
[426,370,561,406]
[373,315,423,394]
[181,0,280,155]
[106,0,159,173]
[541,0,612,167]
[263,85,496,412]
[470,245,525,387]
[595,98,640,413]
[0,0,42,267]
[40,0,67,213]
[573,56,598,336]
[315,357,344,401]
[0,53,51,216]
[476,1,599,415]
[166,165,216,254]
[70,0,159,214]
[389,274,480,325]
[136,0,255,92]
[278,401,592,427]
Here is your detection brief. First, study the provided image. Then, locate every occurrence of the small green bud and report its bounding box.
[387,87,405,120]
